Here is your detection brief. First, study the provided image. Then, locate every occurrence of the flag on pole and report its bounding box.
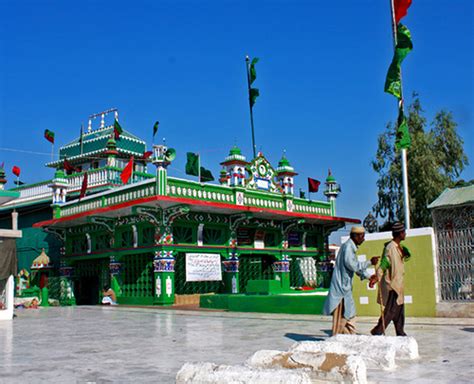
[308,177,321,193]
[44,129,55,144]
[12,166,21,177]
[384,24,413,99]
[249,57,259,84]
[79,171,88,199]
[120,157,134,184]
[394,0,412,24]
[395,108,411,150]
[153,121,159,137]
[185,152,199,177]
[199,167,214,182]
[248,57,260,108]
[114,119,123,140]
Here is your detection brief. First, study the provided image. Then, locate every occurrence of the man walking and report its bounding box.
[369,222,408,336]
[323,226,378,335]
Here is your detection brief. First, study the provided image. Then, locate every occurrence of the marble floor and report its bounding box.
[0,306,472,383]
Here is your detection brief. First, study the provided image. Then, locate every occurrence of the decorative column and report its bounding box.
[273,254,291,290]
[152,144,176,196]
[223,247,240,294]
[153,226,175,305]
[49,169,68,219]
[31,248,54,307]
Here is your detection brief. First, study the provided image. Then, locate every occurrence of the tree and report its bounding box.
[372,93,469,228]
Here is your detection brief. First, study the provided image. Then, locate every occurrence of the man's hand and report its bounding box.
[368,274,378,288]
[370,256,380,266]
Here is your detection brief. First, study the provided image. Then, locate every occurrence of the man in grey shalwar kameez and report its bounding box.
[323,226,378,335]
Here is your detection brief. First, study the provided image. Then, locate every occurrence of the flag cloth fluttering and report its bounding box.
[394,0,412,24]
[395,107,411,150]
[153,121,159,137]
[12,166,21,177]
[384,24,413,99]
[114,119,123,139]
[64,159,79,173]
[120,157,134,184]
[249,57,260,108]
[79,172,88,199]
[44,129,55,144]
[143,151,153,159]
[185,152,214,182]
[185,152,199,177]
[308,178,321,193]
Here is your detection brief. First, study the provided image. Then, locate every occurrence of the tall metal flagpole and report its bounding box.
[245,56,257,159]
[390,0,411,229]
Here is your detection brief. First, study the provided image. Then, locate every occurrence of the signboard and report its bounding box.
[185,253,222,282]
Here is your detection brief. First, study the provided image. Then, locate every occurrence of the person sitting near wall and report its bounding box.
[101,285,117,305]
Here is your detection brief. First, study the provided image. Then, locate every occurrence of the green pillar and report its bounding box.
[273,254,291,290]
[40,285,50,307]
[223,250,240,294]
[153,249,175,305]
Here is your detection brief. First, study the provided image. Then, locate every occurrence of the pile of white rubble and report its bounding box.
[176,335,419,384]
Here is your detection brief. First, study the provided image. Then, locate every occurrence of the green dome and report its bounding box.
[54,169,66,179]
[229,145,242,156]
[278,155,291,168]
[326,170,336,183]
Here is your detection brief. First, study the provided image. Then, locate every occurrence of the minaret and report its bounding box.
[105,136,118,167]
[220,145,248,187]
[323,169,340,216]
[275,153,298,195]
[49,168,69,218]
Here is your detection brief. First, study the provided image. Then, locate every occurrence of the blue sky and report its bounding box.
[0,0,472,236]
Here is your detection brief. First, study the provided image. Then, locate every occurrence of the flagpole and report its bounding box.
[51,143,54,163]
[390,0,410,229]
[198,153,201,183]
[245,56,257,159]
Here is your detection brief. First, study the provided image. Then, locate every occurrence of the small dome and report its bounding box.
[31,248,53,270]
[326,169,336,183]
[229,145,242,156]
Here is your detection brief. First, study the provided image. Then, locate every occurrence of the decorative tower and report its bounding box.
[220,145,248,187]
[323,169,340,216]
[0,164,6,190]
[275,153,298,195]
[49,169,68,218]
[105,136,118,167]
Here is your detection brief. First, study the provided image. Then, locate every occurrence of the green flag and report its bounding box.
[249,87,260,108]
[395,108,411,150]
[185,152,199,176]
[249,57,259,85]
[153,121,159,137]
[384,24,413,99]
[200,167,214,182]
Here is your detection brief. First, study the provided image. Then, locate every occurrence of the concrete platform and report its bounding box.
[0,306,472,383]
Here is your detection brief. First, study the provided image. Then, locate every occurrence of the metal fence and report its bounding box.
[436,227,473,301]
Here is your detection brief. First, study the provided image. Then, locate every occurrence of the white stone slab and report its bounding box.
[333,335,419,360]
[176,362,312,384]
[290,338,397,370]
[246,349,367,384]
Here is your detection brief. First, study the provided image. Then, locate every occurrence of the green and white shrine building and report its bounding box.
[0,111,359,310]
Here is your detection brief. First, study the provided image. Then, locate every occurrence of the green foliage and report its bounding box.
[372,93,469,228]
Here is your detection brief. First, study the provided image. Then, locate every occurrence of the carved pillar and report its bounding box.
[153,225,175,305]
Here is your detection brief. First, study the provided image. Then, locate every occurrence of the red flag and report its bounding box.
[143,151,153,159]
[394,0,412,24]
[120,157,134,184]
[64,159,78,173]
[79,172,88,199]
[12,166,21,177]
[308,177,321,193]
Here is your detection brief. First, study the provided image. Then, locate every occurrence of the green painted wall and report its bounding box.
[350,228,437,317]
